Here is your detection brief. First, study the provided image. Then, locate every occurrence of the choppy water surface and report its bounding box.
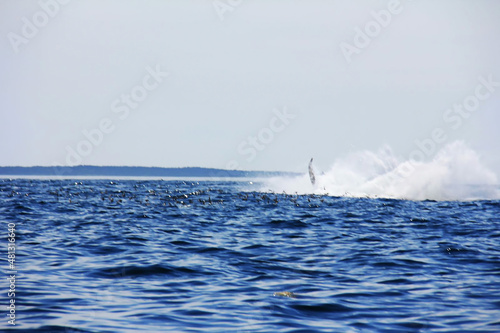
[2,179,500,332]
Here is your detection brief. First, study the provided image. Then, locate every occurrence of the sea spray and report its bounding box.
[262,141,499,201]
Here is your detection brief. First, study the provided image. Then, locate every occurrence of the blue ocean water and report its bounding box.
[2,178,500,332]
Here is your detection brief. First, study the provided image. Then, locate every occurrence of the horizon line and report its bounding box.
[0,165,301,174]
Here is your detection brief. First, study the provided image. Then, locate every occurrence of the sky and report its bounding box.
[1,0,499,173]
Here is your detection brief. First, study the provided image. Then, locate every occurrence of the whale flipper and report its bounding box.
[308,158,316,186]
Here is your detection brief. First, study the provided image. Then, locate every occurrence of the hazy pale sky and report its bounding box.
[1,0,499,172]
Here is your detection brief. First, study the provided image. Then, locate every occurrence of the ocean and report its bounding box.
[2,178,500,332]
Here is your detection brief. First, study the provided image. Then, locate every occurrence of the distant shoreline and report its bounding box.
[0,166,300,178]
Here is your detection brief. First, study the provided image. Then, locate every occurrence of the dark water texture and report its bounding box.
[1,179,500,332]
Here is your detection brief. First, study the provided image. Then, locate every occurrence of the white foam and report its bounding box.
[262,141,499,201]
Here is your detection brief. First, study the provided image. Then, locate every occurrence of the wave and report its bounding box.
[262,141,499,201]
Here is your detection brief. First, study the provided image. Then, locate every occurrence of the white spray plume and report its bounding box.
[262,141,499,201]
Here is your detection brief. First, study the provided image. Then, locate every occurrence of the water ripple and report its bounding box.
[1,179,500,332]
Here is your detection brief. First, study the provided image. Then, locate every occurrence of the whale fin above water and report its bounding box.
[308,158,316,186]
